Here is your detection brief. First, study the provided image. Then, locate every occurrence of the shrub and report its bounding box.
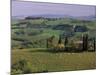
[11,69,23,75]
[11,59,33,74]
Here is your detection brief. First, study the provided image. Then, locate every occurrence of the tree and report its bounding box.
[58,35,62,44]
[46,35,55,48]
[64,36,68,46]
[46,39,49,48]
[64,36,68,51]
[93,38,96,51]
[82,34,88,51]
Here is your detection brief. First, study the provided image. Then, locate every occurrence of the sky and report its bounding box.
[12,0,96,17]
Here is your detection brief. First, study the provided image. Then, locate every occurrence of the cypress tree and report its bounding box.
[64,36,68,46]
[93,38,96,51]
[64,36,68,51]
[82,34,88,51]
[58,35,62,44]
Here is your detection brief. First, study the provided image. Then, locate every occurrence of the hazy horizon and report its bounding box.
[12,1,96,17]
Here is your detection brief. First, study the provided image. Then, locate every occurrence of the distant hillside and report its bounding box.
[12,14,96,21]
[12,16,25,20]
[72,15,96,21]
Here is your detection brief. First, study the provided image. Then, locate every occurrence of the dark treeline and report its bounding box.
[25,16,60,21]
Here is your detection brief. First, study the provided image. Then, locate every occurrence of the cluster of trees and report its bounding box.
[12,32,96,52]
[46,34,96,52]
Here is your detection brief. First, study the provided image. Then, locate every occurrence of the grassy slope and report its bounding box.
[11,19,96,48]
[12,48,96,73]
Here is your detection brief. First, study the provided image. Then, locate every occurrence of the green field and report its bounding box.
[11,18,96,49]
[11,48,96,74]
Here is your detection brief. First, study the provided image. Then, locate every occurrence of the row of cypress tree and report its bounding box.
[47,34,96,52]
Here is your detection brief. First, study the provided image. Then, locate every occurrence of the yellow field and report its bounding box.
[11,48,96,74]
